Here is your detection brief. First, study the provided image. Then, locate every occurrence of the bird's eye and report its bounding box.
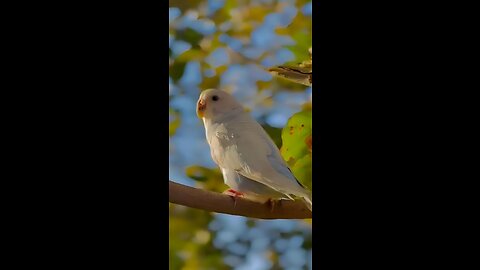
[212,95,219,101]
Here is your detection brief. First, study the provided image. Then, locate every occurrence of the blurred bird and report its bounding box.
[196,89,312,211]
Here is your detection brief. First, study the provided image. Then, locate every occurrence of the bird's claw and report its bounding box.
[265,198,279,213]
[223,189,244,208]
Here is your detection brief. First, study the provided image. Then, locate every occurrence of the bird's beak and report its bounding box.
[196,98,206,118]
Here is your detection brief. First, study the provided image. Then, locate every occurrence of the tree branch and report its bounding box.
[169,181,312,219]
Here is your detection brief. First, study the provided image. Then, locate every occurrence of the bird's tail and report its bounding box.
[290,175,312,211]
[301,191,312,212]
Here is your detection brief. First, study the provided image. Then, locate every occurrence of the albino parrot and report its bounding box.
[196,89,312,211]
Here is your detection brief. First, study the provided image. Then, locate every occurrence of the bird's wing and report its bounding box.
[213,115,305,196]
[221,168,290,200]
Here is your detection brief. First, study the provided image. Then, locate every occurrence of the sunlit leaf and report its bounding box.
[185,165,227,192]
[185,165,217,182]
[290,153,312,190]
[177,48,207,62]
[281,109,312,188]
[199,74,220,90]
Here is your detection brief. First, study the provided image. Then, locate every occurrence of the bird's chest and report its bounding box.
[206,123,240,168]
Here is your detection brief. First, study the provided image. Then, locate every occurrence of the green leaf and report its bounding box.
[281,109,312,188]
[185,165,215,182]
[176,48,207,62]
[185,165,227,192]
[290,154,312,190]
[169,61,187,82]
[262,124,283,148]
[176,28,204,48]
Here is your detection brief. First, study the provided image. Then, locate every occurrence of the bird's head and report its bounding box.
[196,89,243,119]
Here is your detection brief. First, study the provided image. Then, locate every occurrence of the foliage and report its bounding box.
[269,47,312,86]
[185,165,228,193]
[170,205,229,270]
[281,109,312,190]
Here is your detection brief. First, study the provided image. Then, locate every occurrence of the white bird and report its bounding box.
[196,89,312,211]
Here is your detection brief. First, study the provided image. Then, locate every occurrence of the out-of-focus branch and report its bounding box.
[268,47,312,86]
[169,181,312,219]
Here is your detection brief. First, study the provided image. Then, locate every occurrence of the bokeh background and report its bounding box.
[169,0,312,269]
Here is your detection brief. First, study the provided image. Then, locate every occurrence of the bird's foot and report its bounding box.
[224,189,244,196]
[223,189,244,207]
[265,198,280,213]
